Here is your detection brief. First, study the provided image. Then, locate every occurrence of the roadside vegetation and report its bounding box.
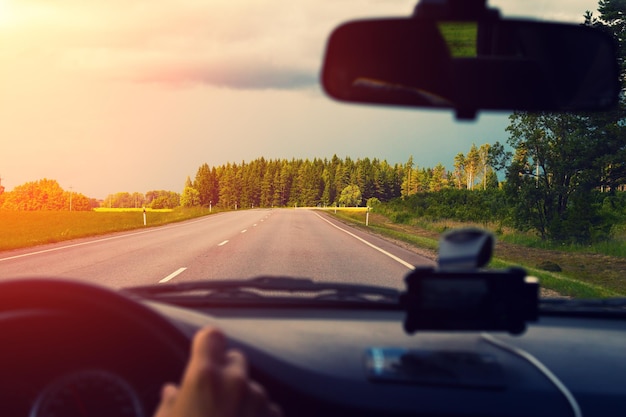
[327,208,625,299]
[0,207,215,252]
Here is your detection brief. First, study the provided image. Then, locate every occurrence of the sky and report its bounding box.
[0,0,603,199]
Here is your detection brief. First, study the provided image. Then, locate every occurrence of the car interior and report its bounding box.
[1,0,625,416]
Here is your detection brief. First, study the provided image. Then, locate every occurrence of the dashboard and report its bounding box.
[1,279,626,417]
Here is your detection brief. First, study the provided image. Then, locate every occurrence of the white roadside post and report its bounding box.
[366,206,370,226]
[143,207,147,226]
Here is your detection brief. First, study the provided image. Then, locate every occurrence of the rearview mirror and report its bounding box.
[321,18,620,119]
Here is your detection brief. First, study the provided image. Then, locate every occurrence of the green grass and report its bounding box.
[321,208,620,299]
[489,259,618,299]
[0,207,217,251]
[327,209,438,250]
[381,212,626,260]
[438,22,477,57]
[93,207,174,213]
[500,231,626,258]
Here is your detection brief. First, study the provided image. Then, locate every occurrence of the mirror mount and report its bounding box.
[413,0,499,21]
[412,0,501,119]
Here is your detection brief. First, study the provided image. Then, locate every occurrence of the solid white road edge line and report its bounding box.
[159,267,187,283]
[313,212,415,271]
[0,216,215,263]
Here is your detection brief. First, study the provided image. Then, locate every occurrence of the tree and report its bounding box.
[194,163,218,207]
[429,163,448,191]
[504,111,609,241]
[401,156,418,197]
[453,153,466,189]
[181,176,200,207]
[338,184,362,207]
[465,144,480,190]
[2,179,65,210]
[366,197,381,208]
[67,192,93,211]
[499,0,626,243]
[478,143,491,190]
[146,190,180,209]
[584,2,626,193]
[0,179,93,211]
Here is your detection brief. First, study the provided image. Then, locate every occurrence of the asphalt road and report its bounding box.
[0,209,434,289]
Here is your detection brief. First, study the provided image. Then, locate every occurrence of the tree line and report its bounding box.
[0,144,498,213]
[102,190,180,210]
[0,179,96,211]
[181,150,501,211]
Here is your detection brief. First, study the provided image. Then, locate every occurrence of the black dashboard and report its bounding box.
[156,302,626,417]
[1,280,625,417]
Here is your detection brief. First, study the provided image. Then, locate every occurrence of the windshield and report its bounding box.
[0,0,624,302]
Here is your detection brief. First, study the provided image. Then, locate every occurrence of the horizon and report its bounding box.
[0,0,601,200]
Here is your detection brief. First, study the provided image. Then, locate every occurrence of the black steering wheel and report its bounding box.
[0,278,190,416]
[0,278,189,359]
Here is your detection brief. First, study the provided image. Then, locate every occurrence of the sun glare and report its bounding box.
[0,0,19,28]
[0,0,11,25]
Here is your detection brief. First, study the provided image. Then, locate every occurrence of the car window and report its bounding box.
[0,0,624,301]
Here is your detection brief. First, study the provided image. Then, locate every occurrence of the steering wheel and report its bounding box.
[0,278,191,416]
[0,278,189,361]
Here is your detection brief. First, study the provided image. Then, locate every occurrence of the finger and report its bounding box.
[191,327,227,366]
[152,384,179,417]
[161,384,179,403]
[197,349,250,417]
[225,349,248,376]
[178,327,228,402]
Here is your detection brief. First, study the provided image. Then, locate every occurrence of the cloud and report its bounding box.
[3,0,424,91]
[134,61,318,89]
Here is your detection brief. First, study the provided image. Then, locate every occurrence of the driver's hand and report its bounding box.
[153,326,283,417]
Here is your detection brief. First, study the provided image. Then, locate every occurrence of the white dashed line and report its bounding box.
[218,240,229,246]
[159,267,187,283]
[241,229,247,234]
[253,224,257,227]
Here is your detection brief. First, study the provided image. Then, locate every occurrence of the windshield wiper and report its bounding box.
[124,276,400,306]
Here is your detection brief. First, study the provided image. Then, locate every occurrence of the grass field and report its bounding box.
[0,207,214,251]
[93,207,174,213]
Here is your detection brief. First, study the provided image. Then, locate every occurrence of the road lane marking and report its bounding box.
[313,212,415,271]
[159,267,187,283]
[241,229,247,234]
[253,224,257,227]
[218,240,229,246]
[0,215,218,263]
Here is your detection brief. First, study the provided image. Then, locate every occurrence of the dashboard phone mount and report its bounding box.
[400,228,539,335]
